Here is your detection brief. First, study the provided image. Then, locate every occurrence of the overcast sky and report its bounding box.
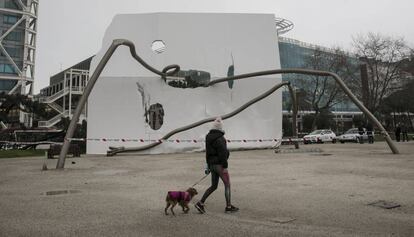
[34,0,414,93]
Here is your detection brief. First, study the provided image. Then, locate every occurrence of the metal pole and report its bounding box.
[327,72,399,154]
[63,74,66,114]
[69,70,72,118]
[56,41,121,169]
[287,84,299,149]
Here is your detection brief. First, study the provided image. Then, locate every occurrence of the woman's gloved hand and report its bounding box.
[204,163,210,175]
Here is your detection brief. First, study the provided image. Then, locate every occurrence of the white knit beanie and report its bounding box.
[212,117,224,131]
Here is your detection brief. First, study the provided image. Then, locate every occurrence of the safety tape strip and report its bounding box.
[65,138,305,143]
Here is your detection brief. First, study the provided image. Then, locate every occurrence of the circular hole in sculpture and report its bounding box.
[151,40,166,54]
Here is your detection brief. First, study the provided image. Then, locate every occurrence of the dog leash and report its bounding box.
[191,173,209,188]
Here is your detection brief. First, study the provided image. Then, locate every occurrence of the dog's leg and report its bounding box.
[183,203,189,213]
[170,203,177,216]
[165,201,171,215]
[180,202,186,213]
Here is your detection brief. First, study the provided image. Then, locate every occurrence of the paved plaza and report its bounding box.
[0,142,413,236]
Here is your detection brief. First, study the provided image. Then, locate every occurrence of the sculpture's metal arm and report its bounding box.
[209,68,399,154]
[57,39,398,169]
[107,81,293,156]
[56,39,179,169]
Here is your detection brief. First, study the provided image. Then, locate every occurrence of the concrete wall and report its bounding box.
[87,13,282,154]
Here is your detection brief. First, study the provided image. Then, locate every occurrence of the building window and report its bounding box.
[0,80,16,91]
[4,31,23,42]
[4,64,15,73]
[5,0,19,10]
[0,64,16,74]
[4,47,21,58]
[3,15,19,24]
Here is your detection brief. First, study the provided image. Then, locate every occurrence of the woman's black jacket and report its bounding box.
[205,129,230,168]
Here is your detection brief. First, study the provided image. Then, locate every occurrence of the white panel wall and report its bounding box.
[87,13,282,155]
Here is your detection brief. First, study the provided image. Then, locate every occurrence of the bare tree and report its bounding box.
[380,77,414,129]
[352,32,411,114]
[298,47,354,130]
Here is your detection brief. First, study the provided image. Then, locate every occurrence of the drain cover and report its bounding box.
[368,200,401,209]
[45,190,81,196]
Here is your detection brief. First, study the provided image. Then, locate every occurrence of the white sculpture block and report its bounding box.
[87,13,282,155]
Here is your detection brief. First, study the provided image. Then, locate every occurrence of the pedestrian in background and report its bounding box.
[366,123,374,144]
[395,124,401,142]
[401,124,409,142]
[358,125,364,144]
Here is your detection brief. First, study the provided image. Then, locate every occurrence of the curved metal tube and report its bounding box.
[56,39,179,169]
[107,81,292,156]
[210,68,399,154]
[57,39,398,169]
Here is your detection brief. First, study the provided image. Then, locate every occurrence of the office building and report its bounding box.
[0,0,38,125]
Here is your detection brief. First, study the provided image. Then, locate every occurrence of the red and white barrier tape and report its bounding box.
[66,138,282,143]
[66,138,307,144]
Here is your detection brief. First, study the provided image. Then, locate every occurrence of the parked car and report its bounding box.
[303,129,337,144]
[337,128,369,143]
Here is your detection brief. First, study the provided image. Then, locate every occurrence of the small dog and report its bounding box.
[165,187,198,216]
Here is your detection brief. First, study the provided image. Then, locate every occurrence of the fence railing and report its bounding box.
[39,88,69,103]
[38,86,86,103]
[48,102,63,112]
[38,111,69,128]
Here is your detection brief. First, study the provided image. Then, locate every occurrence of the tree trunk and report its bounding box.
[393,111,397,128]
[407,111,414,130]
[311,111,319,131]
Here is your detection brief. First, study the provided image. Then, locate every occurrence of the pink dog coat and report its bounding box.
[168,191,191,202]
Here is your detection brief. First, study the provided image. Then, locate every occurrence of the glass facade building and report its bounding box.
[278,36,360,113]
[0,0,38,94]
[0,0,38,126]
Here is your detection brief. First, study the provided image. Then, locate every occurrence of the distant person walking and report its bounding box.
[395,124,401,142]
[401,124,409,142]
[358,125,364,144]
[366,123,374,144]
[195,117,239,214]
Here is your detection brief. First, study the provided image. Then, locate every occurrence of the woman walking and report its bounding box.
[195,117,239,213]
